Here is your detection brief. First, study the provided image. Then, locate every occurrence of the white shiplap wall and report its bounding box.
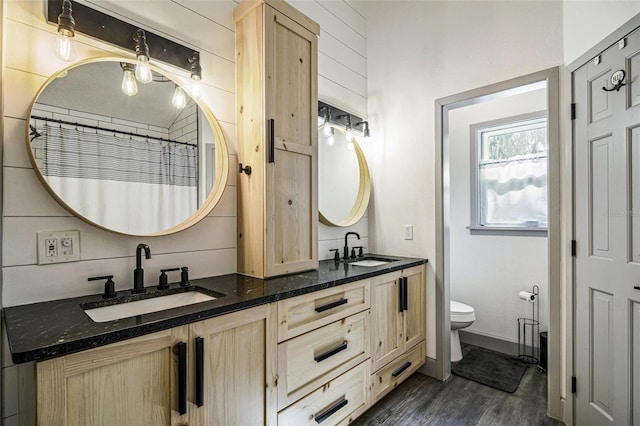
[2,0,368,304]
[1,1,367,421]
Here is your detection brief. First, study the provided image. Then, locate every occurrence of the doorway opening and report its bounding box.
[435,67,561,419]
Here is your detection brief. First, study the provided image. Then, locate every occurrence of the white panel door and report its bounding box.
[574,27,640,425]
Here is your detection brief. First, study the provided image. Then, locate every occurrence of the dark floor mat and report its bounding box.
[452,346,528,393]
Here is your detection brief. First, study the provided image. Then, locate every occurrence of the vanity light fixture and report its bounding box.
[133,29,153,84]
[47,1,201,76]
[172,85,187,109]
[318,101,370,142]
[55,0,76,62]
[120,62,138,96]
[189,52,202,98]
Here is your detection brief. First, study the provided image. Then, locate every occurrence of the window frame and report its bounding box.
[469,110,548,236]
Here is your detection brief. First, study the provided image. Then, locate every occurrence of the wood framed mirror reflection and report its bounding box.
[26,58,229,236]
[318,122,371,227]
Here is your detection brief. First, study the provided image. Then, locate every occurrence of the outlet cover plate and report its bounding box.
[37,230,81,264]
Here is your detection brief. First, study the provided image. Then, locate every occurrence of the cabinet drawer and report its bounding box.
[278,361,370,426]
[278,310,370,409]
[371,341,425,403]
[278,280,370,342]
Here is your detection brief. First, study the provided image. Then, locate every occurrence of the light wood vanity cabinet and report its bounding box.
[234,0,320,278]
[370,265,426,402]
[276,281,372,425]
[33,265,425,425]
[36,304,277,426]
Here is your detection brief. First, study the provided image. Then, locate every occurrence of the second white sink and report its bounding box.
[349,259,391,267]
[84,291,216,323]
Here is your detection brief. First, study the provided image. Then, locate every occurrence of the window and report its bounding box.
[470,112,548,233]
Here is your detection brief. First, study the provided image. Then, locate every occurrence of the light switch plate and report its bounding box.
[37,230,81,264]
[404,225,413,240]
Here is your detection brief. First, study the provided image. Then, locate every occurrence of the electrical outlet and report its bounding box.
[404,225,413,240]
[38,231,80,264]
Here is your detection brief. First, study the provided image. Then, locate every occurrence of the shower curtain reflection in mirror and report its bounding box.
[31,121,197,235]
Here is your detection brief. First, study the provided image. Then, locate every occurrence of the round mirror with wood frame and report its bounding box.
[26,58,229,236]
[318,123,371,227]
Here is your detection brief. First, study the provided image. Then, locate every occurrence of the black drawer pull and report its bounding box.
[195,337,204,407]
[314,341,348,362]
[391,361,412,378]
[315,398,348,423]
[315,298,348,313]
[177,342,187,415]
[268,118,275,163]
[398,278,405,312]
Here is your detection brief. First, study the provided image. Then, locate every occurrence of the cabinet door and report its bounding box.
[370,271,403,371]
[37,326,189,426]
[403,265,426,351]
[190,304,278,426]
[264,5,318,277]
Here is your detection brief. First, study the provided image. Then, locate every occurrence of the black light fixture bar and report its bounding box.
[318,101,363,130]
[46,0,198,73]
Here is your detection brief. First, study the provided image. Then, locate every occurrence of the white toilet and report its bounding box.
[450,300,476,362]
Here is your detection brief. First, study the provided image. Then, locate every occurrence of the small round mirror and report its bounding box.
[27,58,229,236]
[318,124,370,226]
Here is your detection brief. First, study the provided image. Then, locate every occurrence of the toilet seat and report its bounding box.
[451,300,475,323]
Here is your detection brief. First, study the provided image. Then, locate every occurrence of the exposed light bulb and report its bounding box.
[172,85,187,109]
[55,0,75,61]
[323,122,333,137]
[191,79,201,98]
[135,55,152,83]
[55,33,76,62]
[121,66,138,96]
[345,128,353,141]
[325,127,335,145]
[326,133,335,146]
[189,52,202,98]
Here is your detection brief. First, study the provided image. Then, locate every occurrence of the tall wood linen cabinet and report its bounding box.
[234,0,320,278]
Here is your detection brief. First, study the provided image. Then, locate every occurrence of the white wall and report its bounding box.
[563,1,640,65]
[366,0,563,359]
[449,88,549,344]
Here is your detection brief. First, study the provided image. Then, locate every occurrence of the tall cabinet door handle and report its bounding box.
[176,342,188,415]
[268,118,275,163]
[398,278,405,313]
[403,277,409,311]
[195,337,204,407]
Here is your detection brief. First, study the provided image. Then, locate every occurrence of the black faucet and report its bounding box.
[343,232,360,260]
[133,243,151,294]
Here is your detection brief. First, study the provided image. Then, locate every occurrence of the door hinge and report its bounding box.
[571,103,576,120]
[571,240,577,257]
[572,376,577,394]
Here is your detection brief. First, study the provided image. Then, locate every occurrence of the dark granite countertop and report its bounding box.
[4,256,426,364]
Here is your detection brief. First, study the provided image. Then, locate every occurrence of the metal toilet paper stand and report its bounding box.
[517,284,539,364]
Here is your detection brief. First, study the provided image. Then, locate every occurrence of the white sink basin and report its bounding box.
[84,291,216,322]
[350,259,391,267]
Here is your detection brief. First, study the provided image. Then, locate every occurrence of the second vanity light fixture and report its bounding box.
[47,0,203,103]
[318,101,370,146]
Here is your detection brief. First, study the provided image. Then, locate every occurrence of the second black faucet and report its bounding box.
[133,243,151,294]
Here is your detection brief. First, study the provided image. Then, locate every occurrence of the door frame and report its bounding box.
[435,67,562,419]
[566,12,640,426]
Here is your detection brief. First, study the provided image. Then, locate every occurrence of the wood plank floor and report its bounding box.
[353,345,560,426]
